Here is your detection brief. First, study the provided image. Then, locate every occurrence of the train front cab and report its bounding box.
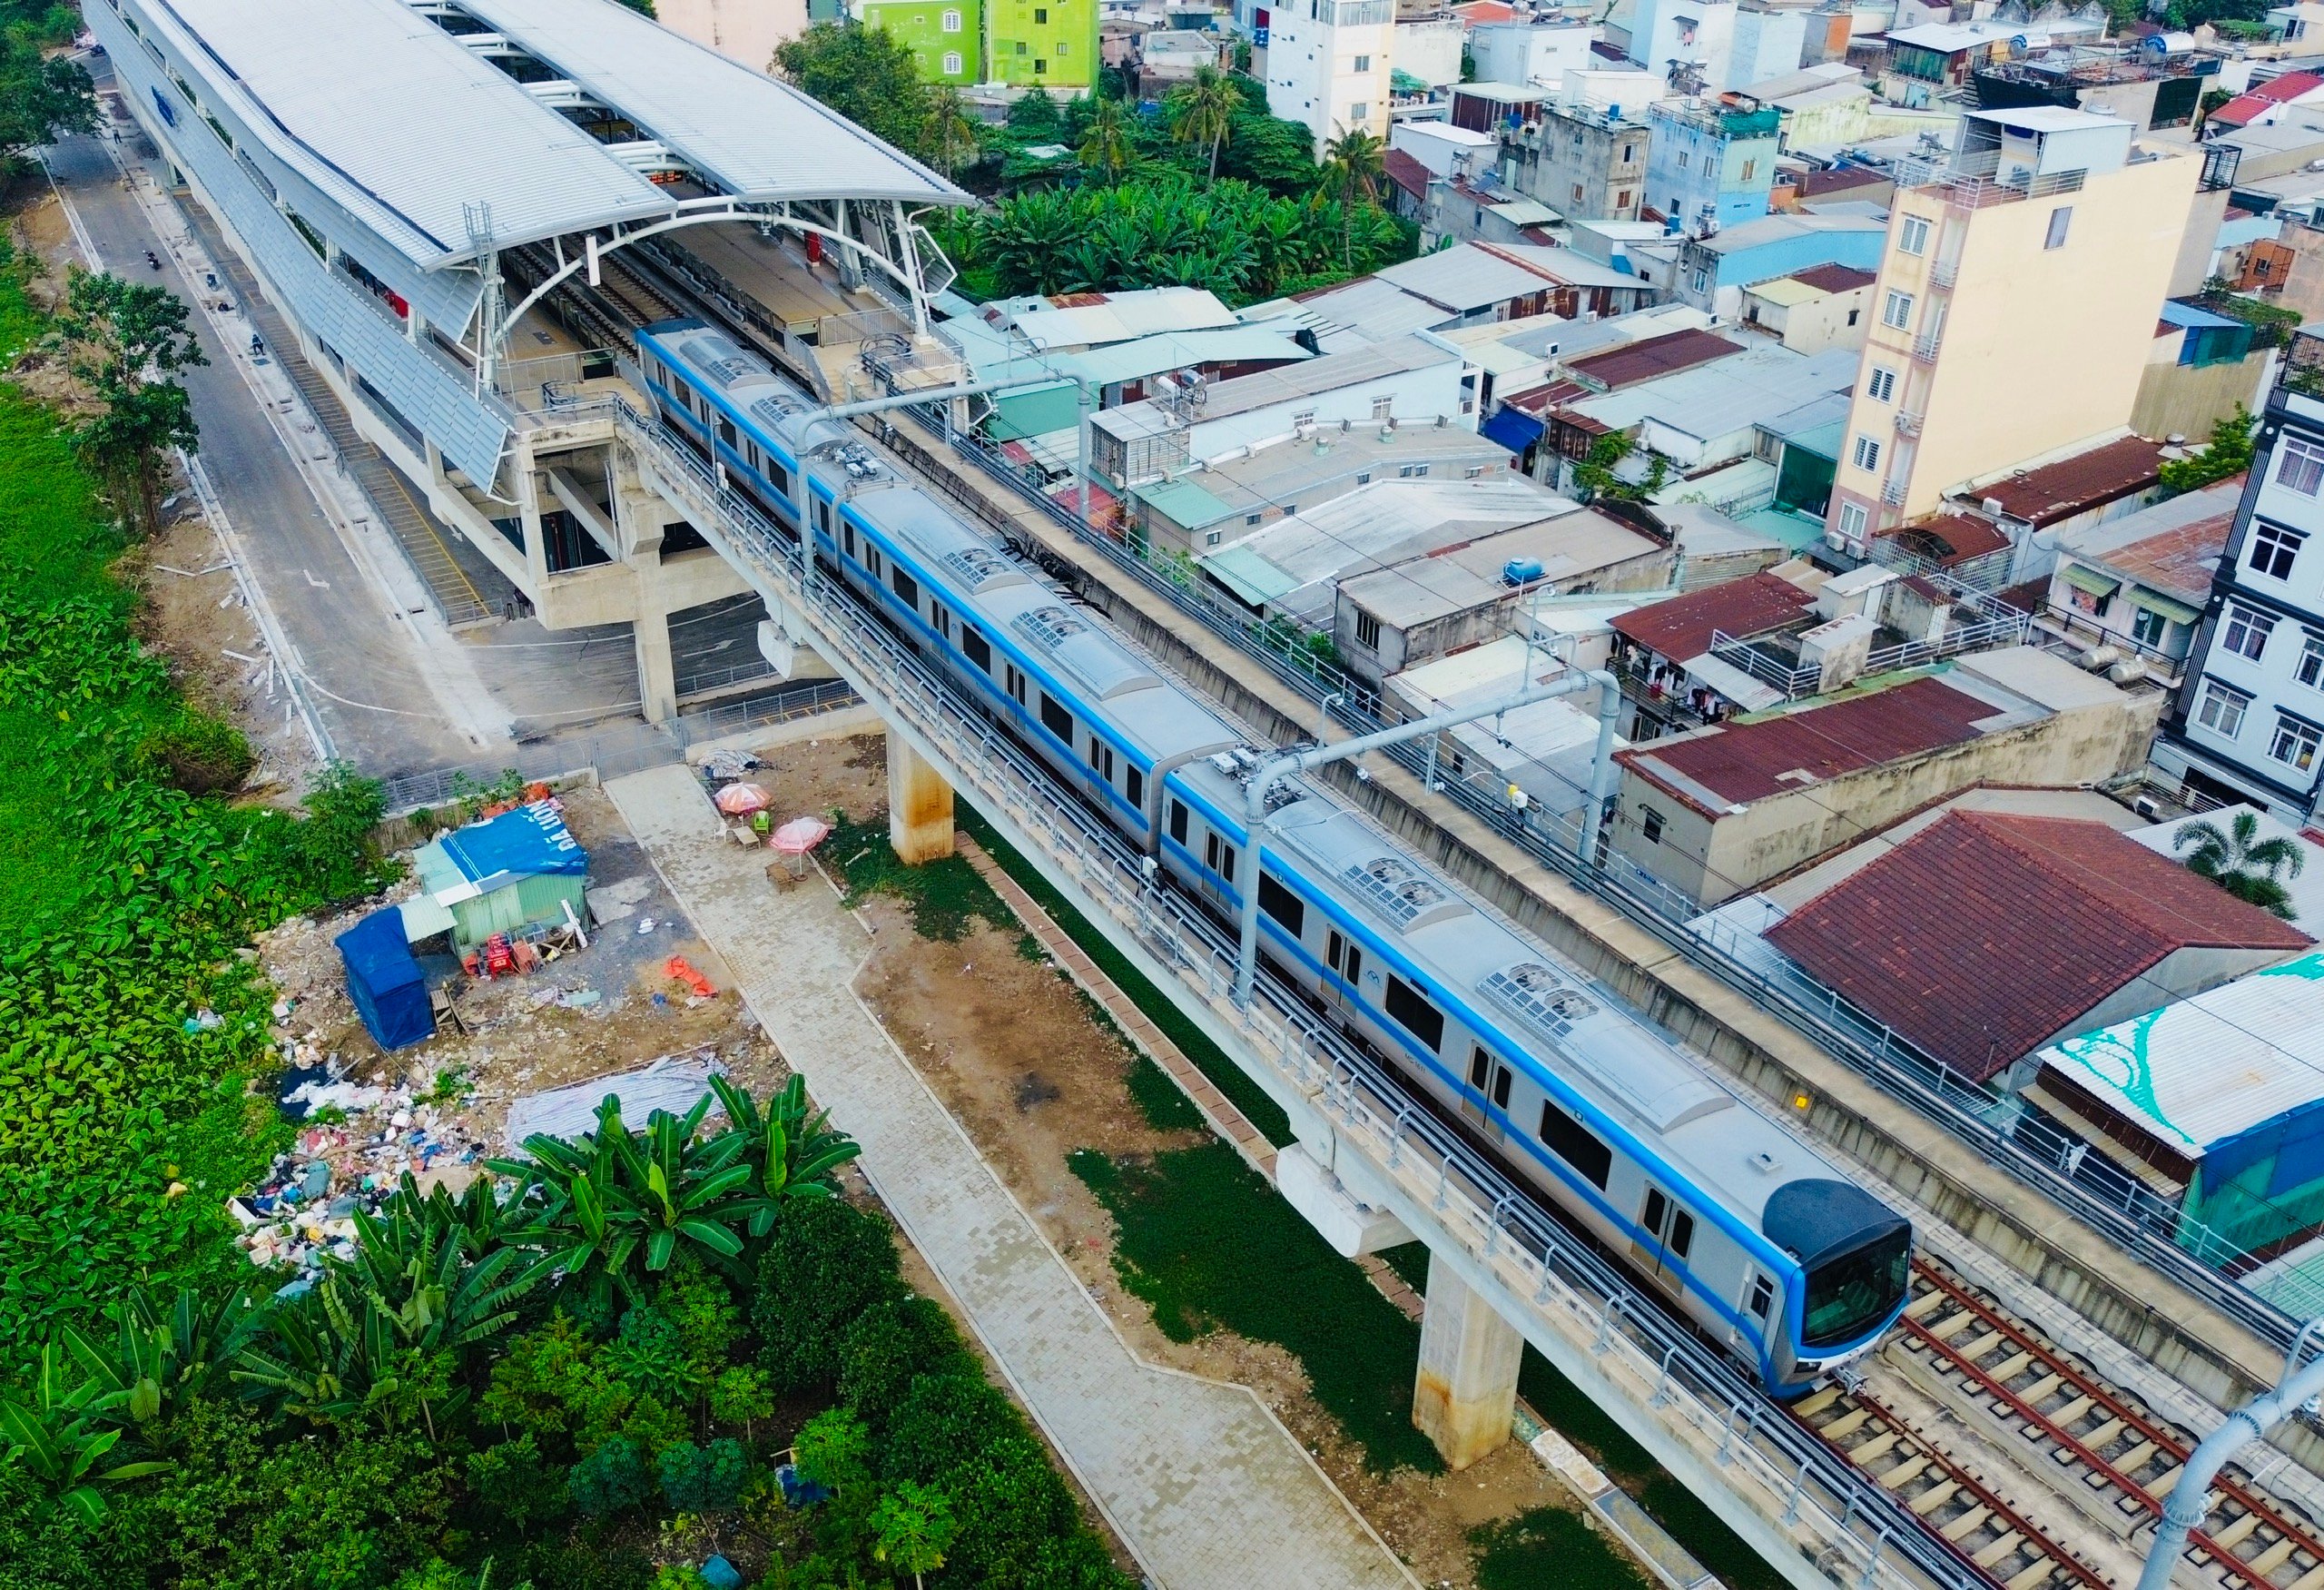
[1764,1179,1912,1396]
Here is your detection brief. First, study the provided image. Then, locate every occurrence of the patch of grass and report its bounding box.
[960,805,1293,1145]
[1377,1239,1431,1297]
[1640,1476,1787,1590]
[1125,1054,1206,1131]
[827,812,1014,941]
[1069,1142,1443,1475]
[1471,1506,1648,1590]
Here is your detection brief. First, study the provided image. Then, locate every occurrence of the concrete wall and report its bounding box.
[2132,338,2270,442]
[1828,145,2199,538]
[1393,16,1466,87]
[1741,284,1872,355]
[1610,669,2164,906]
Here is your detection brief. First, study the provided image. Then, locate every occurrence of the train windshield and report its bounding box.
[1800,1227,1911,1349]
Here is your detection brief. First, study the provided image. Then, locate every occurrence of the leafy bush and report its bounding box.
[137,709,253,795]
[568,1435,654,1517]
[656,1437,749,1514]
[752,1198,904,1393]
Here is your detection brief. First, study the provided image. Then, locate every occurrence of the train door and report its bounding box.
[1324,929,1364,1021]
[1630,1184,1694,1298]
[1461,1044,1511,1145]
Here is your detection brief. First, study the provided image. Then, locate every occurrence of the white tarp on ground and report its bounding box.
[500,1054,726,1148]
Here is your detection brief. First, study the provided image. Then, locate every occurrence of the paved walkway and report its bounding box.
[604,765,1416,1590]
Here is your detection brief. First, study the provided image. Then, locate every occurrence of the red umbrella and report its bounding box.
[769,815,832,855]
[714,783,771,816]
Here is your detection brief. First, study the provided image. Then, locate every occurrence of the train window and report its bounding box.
[932,604,952,642]
[1257,874,1304,935]
[1669,1210,1695,1261]
[1168,800,1188,844]
[1468,1045,1490,1090]
[842,521,855,559]
[891,566,919,608]
[1327,930,1363,987]
[1088,740,1114,782]
[1127,766,1144,808]
[820,501,835,538]
[718,418,737,448]
[1384,975,1445,1052]
[1538,1102,1610,1189]
[768,460,790,499]
[963,627,990,671]
[1039,692,1074,743]
[1492,1067,1512,1109]
[1642,1188,1668,1238]
[1747,1275,1774,1320]
[1204,832,1237,884]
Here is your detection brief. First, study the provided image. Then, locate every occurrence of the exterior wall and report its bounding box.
[1740,285,1870,354]
[1827,148,2198,549]
[661,0,812,71]
[989,0,1098,85]
[1776,86,1873,149]
[1728,7,1808,89]
[1613,682,2162,905]
[1507,106,1650,222]
[857,0,983,82]
[1670,223,1886,313]
[2162,385,2324,818]
[2170,184,2233,300]
[1265,0,1394,149]
[1468,21,1596,86]
[2132,339,2270,442]
[1393,15,1465,86]
[1334,542,1671,679]
[2275,222,2324,321]
[1630,0,1738,88]
[2043,548,2200,682]
[1644,104,1779,232]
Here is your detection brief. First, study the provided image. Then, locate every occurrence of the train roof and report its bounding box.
[642,321,854,459]
[1170,752,1869,1236]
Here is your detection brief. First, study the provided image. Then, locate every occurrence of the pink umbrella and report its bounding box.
[714,783,771,816]
[769,815,832,855]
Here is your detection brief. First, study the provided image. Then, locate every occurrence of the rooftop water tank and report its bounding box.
[1502,557,1545,586]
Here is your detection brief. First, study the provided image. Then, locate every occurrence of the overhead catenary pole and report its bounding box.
[1231,668,1622,1009]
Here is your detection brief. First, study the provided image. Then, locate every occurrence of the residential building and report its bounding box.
[1389,636,1633,817]
[1611,648,2162,907]
[661,0,811,73]
[1744,62,1872,148]
[1643,97,1781,233]
[1951,433,2168,583]
[1876,17,2102,107]
[1292,242,1656,347]
[1606,565,1823,733]
[2134,301,2269,443]
[2038,477,2239,689]
[1502,94,1654,222]
[987,0,1098,85]
[2031,953,2324,1260]
[1669,211,1886,317]
[1468,17,1597,84]
[2157,334,2324,817]
[1128,27,1221,98]
[1087,334,1469,492]
[1265,0,1394,150]
[1125,420,1516,557]
[1825,109,2199,556]
[1449,80,1553,133]
[1625,0,1816,94]
[1738,263,1876,354]
[1393,10,1467,88]
[2204,70,2324,136]
[856,0,984,82]
[975,286,1241,351]
[1757,808,2307,1081]
[1546,341,1859,499]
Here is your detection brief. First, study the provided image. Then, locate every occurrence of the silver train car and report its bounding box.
[635,318,1913,1396]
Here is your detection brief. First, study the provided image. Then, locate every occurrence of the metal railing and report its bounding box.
[601,389,1981,1590]
[1708,629,1820,696]
[804,385,2324,1361]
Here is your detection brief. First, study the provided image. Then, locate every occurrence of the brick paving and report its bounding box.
[605,765,1417,1590]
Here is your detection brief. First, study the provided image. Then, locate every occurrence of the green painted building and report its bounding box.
[985,0,1097,88]
[856,0,983,84]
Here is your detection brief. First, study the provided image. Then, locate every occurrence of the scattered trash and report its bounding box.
[557,987,603,1010]
[182,1008,223,1034]
[700,1555,743,1590]
[700,748,764,782]
[636,916,656,935]
[665,956,715,999]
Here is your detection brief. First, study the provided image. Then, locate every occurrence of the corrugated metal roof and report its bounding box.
[1060,327,1313,388]
[1375,243,1564,312]
[448,0,969,206]
[1133,475,1238,530]
[149,0,675,268]
[995,287,1240,350]
[2038,954,2324,1154]
[1571,345,1859,444]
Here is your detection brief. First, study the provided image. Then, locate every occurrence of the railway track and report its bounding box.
[1798,1261,2324,1590]
[502,242,684,356]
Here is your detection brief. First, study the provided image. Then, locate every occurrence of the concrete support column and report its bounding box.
[1413,1252,1523,1472]
[886,733,954,864]
[633,583,677,726]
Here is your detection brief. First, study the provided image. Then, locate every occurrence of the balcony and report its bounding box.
[1893,410,1923,439]
[1879,477,1908,508]
[1928,259,1958,290]
[1911,331,1943,363]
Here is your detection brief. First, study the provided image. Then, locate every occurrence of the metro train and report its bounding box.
[634,318,1914,1397]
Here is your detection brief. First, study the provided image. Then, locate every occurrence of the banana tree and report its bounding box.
[54,1285,267,1449]
[707,1074,863,1238]
[231,1277,468,1440]
[0,1343,171,1526]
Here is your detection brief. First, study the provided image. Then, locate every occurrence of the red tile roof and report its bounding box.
[2100,505,2235,604]
[1384,148,1432,202]
[1972,436,2164,528]
[1567,328,1744,391]
[1797,166,1886,199]
[1789,262,1877,294]
[1610,570,1817,661]
[1763,812,2310,1081]
[1617,675,2000,809]
[2253,69,2324,103]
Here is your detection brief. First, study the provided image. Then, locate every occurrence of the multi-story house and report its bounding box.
[2156,335,2324,817]
[855,0,983,83]
[1264,0,1393,152]
[987,0,1098,86]
[1824,108,2197,556]
[1502,94,1653,222]
[1642,97,1780,232]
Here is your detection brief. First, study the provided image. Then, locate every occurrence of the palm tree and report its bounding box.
[1167,64,1237,183]
[1077,94,1135,183]
[2175,810,2306,918]
[921,86,980,180]
[1319,125,1386,266]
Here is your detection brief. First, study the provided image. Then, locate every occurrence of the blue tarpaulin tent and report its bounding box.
[337,906,435,1051]
[399,800,590,949]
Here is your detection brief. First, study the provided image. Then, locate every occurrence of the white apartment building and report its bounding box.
[1265,0,1394,152]
[2157,342,2324,820]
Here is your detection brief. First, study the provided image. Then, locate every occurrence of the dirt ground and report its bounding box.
[761,735,1574,1589]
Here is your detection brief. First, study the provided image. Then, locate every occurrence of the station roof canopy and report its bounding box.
[442,0,971,209]
[152,0,675,269]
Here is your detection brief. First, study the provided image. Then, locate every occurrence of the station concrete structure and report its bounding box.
[94,0,2324,1583]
